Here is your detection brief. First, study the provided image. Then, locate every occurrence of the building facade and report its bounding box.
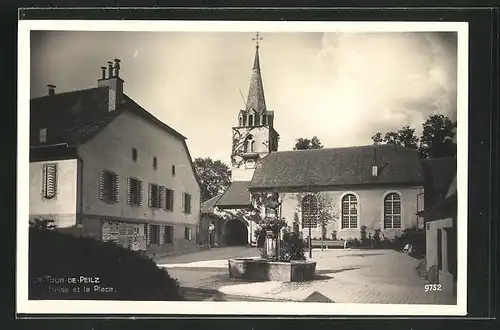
[29,59,201,255]
[247,145,426,241]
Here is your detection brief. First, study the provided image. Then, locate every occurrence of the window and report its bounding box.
[149,183,161,208]
[150,224,160,245]
[248,114,254,126]
[239,116,244,126]
[99,170,119,203]
[244,135,254,153]
[182,193,192,214]
[184,227,192,240]
[263,115,267,125]
[341,194,358,229]
[127,178,142,206]
[164,188,174,211]
[153,157,157,170]
[172,165,176,176]
[42,163,57,199]
[384,193,402,229]
[165,225,174,244]
[132,148,138,162]
[301,195,318,228]
[39,128,47,143]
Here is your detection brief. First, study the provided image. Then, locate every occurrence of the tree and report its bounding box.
[293,136,323,150]
[193,157,232,202]
[371,125,419,149]
[296,191,339,253]
[419,114,457,159]
[371,114,457,159]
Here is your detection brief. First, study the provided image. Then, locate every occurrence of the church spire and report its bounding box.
[246,32,267,114]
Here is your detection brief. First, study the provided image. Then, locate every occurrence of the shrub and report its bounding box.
[373,228,381,247]
[331,230,338,241]
[254,228,267,248]
[29,226,183,301]
[279,230,306,262]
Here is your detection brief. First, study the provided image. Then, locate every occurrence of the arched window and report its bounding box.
[244,135,254,153]
[341,194,358,229]
[301,194,318,228]
[263,115,267,125]
[384,193,402,228]
[248,114,254,126]
[239,116,244,127]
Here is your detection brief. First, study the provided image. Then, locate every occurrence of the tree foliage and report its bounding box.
[293,136,323,150]
[371,114,457,159]
[296,191,339,240]
[193,157,232,202]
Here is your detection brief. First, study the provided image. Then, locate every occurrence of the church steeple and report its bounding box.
[245,33,267,114]
[230,33,279,182]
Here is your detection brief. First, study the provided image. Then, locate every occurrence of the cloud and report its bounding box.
[274,32,457,150]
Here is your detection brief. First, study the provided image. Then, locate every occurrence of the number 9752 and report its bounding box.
[424,284,442,292]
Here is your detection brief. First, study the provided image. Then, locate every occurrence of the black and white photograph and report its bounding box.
[17,20,468,316]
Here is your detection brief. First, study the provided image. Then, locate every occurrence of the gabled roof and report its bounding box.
[30,87,186,147]
[201,194,223,214]
[248,144,425,191]
[30,87,201,189]
[215,181,253,209]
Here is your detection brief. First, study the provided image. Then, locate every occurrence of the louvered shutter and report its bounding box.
[171,190,175,211]
[146,224,151,246]
[126,178,132,205]
[139,181,143,207]
[99,170,105,200]
[182,193,185,213]
[42,165,48,197]
[114,174,120,203]
[159,186,166,209]
[44,164,57,198]
[148,183,153,208]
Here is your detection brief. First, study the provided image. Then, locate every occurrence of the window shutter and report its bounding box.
[139,181,143,207]
[99,170,105,200]
[146,224,151,246]
[114,173,120,203]
[126,178,132,205]
[171,190,175,211]
[159,186,166,209]
[148,183,153,208]
[42,165,48,197]
[43,164,57,198]
[182,193,185,213]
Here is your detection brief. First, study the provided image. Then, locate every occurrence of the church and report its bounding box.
[201,35,427,246]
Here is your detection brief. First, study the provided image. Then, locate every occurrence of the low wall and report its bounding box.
[228,258,316,282]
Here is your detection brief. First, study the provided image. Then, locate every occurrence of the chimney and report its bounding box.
[47,84,56,96]
[372,147,378,177]
[97,59,124,112]
[107,61,114,78]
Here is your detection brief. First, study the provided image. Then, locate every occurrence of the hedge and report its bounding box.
[29,225,183,301]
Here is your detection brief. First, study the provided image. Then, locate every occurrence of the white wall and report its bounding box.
[78,110,201,226]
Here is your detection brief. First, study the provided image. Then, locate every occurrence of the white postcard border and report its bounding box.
[17,19,469,316]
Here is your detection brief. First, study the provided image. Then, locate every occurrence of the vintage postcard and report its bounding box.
[17,19,468,316]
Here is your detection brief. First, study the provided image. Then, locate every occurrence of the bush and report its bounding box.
[360,225,367,243]
[279,230,306,262]
[395,227,426,259]
[331,230,338,241]
[29,226,183,301]
[254,228,267,248]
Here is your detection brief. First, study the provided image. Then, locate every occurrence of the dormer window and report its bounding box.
[39,128,47,143]
[248,114,254,126]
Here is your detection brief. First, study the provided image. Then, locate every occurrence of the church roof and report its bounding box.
[248,144,426,191]
[215,181,253,209]
[245,46,267,114]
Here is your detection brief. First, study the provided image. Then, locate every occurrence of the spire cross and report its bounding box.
[252,32,263,48]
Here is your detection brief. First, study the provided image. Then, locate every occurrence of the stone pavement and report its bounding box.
[158,247,456,305]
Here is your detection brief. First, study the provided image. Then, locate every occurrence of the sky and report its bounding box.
[30,31,458,166]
